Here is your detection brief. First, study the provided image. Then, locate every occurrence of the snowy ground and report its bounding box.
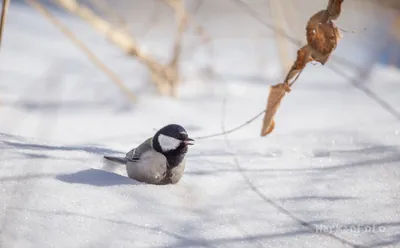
[1,2,400,248]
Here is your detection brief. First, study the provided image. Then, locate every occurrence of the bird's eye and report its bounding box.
[179,131,188,139]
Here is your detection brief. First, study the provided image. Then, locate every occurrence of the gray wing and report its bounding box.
[125,137,153,162]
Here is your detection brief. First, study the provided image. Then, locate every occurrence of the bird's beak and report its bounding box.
[183,138,195,145]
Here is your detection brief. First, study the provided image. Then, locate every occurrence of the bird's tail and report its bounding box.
[103,156,127,165]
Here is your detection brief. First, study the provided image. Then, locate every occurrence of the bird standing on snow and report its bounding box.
[104,124,194,185]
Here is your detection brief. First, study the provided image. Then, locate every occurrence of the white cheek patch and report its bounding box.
[158,134,181,152]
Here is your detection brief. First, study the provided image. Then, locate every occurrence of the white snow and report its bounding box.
[0,1,399,248]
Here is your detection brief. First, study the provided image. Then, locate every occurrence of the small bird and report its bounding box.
[103,124,194,185]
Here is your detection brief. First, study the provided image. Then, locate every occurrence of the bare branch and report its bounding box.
[193,110,265,140]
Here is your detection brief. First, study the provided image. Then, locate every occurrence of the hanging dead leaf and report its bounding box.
[260,83,291,136]
[260,0,344,137]
[260,45,311,137]
[306,10,340,65]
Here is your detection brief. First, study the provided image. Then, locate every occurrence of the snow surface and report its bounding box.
[0,2,400,248]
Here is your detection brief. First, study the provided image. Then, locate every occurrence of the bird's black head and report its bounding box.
[152,124,194,168]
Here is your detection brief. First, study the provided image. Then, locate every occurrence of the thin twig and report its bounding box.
[193,109,265,140]
[193,68,303,141]
[26,0,136,102]
[0,0,10,50]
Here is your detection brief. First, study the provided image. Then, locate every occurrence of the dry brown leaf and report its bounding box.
[260,0,344,137]
[306,10,339,65]
[260,45,310,137]
[306,0,343,65]
[260,83,291,136]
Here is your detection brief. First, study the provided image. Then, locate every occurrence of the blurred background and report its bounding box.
[1,0,399,98]
[0,0,399,139]
[1,2,400,248]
